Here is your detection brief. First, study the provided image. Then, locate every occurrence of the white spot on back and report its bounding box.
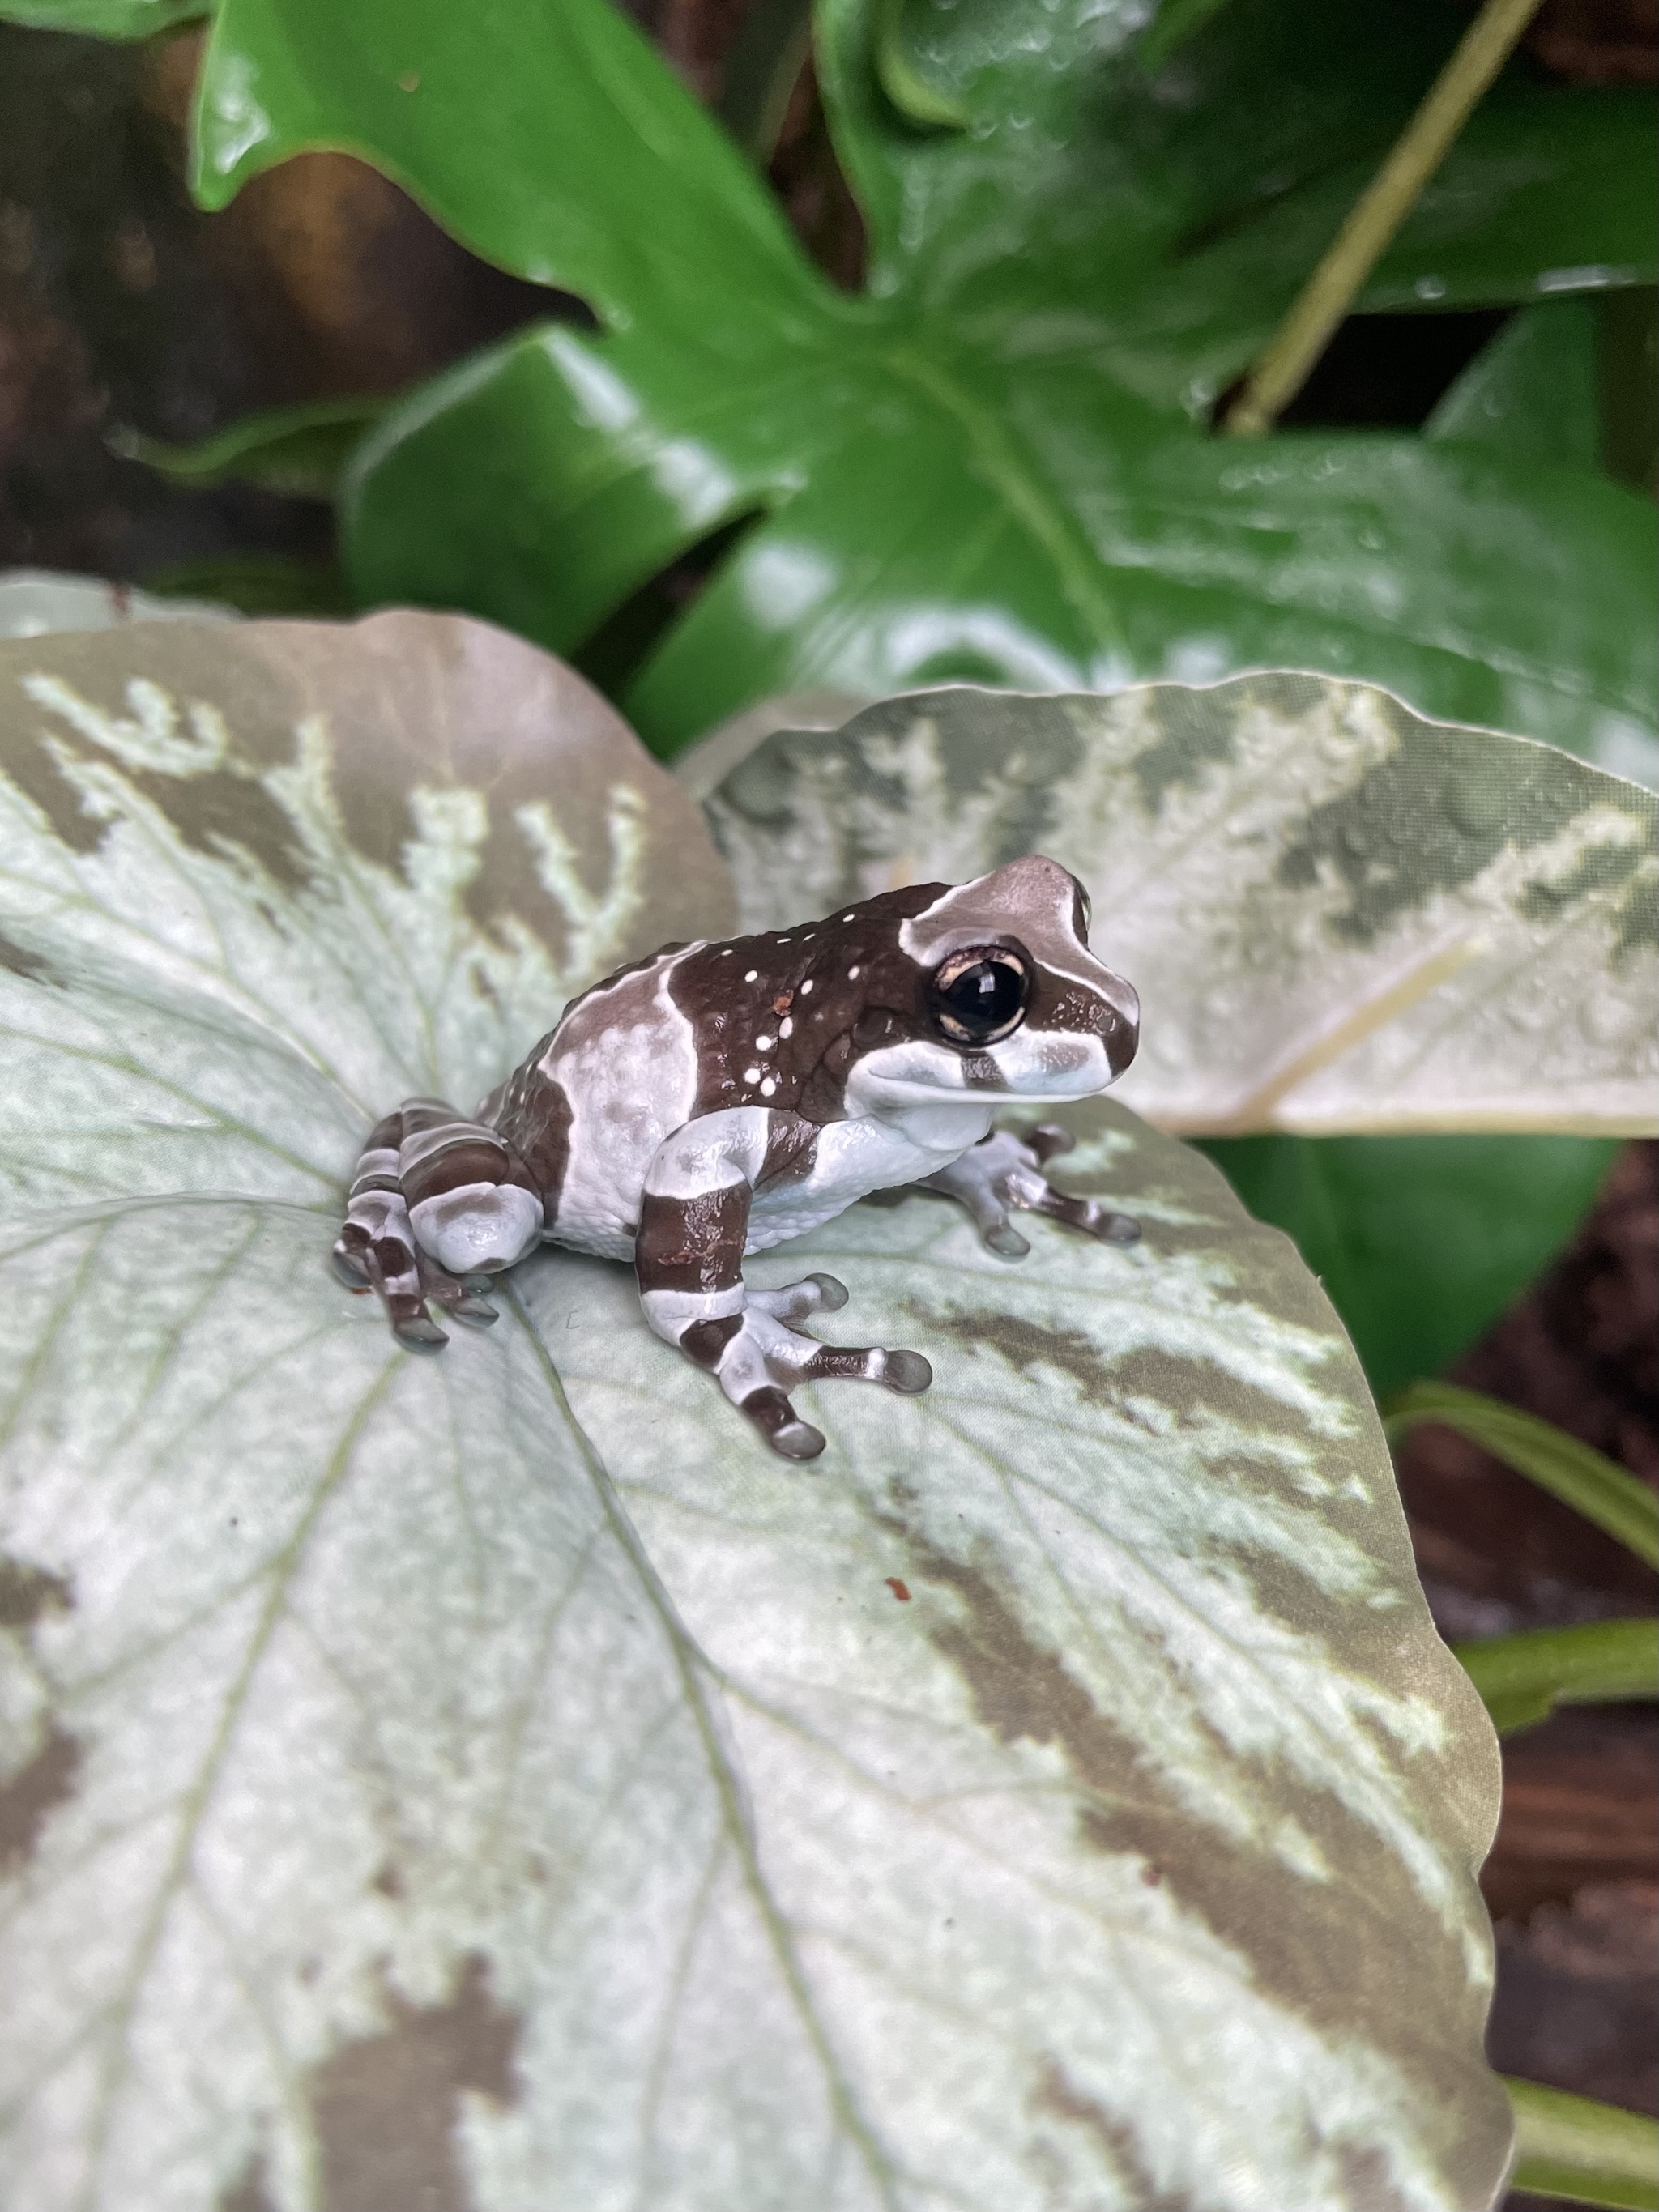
[800,979,813,995]
[779,1017,793,1038]
[744,1065,761,1084]
[756,1034,774,1051]
[744,969,758,982]
[848,965,861,980]
[760,1077,777,1097]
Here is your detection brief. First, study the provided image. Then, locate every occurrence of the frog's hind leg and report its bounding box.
[333,1100,542,1350]
[919,1124,1140,1258]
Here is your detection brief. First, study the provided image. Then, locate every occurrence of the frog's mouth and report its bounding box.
[849,1027,1132,1112]
[983,1025,1134,1098]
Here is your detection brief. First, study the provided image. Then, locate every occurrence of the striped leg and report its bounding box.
[919,1124,1140,1258]
[332,1100,542,1351]
[637,1110,932,1462]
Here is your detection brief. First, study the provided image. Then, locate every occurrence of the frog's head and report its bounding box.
[841,856,1138,1117]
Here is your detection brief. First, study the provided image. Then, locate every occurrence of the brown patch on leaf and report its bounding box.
[924,1311,1111,1406]
[2,633,309,887]
[917,1308,1338,1455]
[912,1540,1508,2204]
[217,2153,279,2212]
[309,1953,521,2212]
[0,1554,72,1630]
[0,697,104,855]
[1033,2060,1194,2210]
[0,1722,83,1875]
[1331,2144,1414,2212]
[0,929,55,982]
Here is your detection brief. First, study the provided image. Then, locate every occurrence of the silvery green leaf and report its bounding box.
[0,622,1508,2208]
[0,569,237,642]
[0,612,731,1209]
[698,677,1659,1138]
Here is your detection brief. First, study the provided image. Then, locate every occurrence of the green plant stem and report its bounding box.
[1455,1618,1659,1736]
[1383,1382,1659,1569]
[1222,0,1548,435]
[1505,2079,1659,2212]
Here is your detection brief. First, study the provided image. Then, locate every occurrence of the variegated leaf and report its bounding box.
[0,567,236,641]
[695,676,1659,1138]
[0,611,731,1209]
[0,621,1508,2210]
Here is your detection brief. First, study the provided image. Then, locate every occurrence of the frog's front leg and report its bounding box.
[638,1110,931,1461]
[920,1125,1141,1258]
[333,1100,542,1349]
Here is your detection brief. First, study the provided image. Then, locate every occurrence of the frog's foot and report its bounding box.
[334,1097,539,1349]
[660,1288,931,1463]
[920,1125,1140,1258]
[333,1196,501,1350]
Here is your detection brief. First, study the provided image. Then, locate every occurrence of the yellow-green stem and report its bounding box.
[1222,0,1548,437]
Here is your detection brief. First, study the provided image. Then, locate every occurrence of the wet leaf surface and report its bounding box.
[0,616,1511,2208]
[697,677,1659,1387]
[178,0,1657,762]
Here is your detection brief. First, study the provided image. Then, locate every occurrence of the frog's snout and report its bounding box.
[1102,995,1138,1080]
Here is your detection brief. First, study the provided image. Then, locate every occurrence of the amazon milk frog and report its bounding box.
[333,855,1140,1459]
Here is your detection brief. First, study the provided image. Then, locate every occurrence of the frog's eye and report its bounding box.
[926,947,1030,1046]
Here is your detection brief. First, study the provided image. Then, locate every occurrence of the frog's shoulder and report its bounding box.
[552,940,693,1030]
[667,884,946,1121]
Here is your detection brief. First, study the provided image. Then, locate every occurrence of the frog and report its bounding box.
[332,853,1141,1460]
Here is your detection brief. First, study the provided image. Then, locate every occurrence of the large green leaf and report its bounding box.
[1426,300,1603,474]
[0,0,204,32]
[822,0,1657,407]
[179,0,1657,765]
[693,678,1658,1382]
[0,616,1512,2207]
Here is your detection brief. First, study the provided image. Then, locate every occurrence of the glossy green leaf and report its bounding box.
[696,679,1658,1382]
[1600,286,1659,497]
[139,554,351,617]
[184,0,1657,768]
[347,315,1658,765]
[717,0,815,160]
[0,616,1511,2209]
[823,0,1657,410]
[1137,0,1235,69]
[0,0,204,33]
[1505,2080,1659,2212]
[1127,85,1659,410]
[1454,1617,1659,1737]
[190,0,825,339]
[1427,300,1601,472]
[113,395,389,501]
[1195,1134,1618,1395]
[1384,1383,1659,1568]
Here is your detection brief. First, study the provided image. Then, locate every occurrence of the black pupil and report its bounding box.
[940,960,1023,1039]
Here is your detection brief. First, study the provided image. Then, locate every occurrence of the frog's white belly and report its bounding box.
[746,1110,987,1252]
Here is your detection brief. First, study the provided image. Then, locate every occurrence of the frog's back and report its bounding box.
[485,887,949,1260]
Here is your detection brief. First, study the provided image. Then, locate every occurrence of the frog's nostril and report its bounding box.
[1106,1008,1139,1077]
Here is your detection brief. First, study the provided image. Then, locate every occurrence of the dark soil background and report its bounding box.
[2,3,1654,2204]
